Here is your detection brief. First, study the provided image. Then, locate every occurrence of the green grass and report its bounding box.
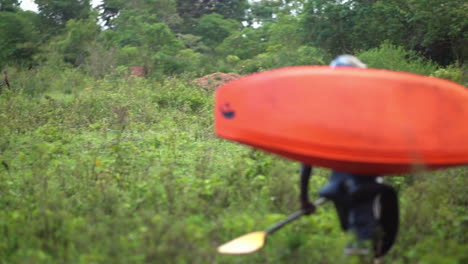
[1,71,467,264]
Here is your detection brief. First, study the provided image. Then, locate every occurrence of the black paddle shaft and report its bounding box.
[266,198,327,235]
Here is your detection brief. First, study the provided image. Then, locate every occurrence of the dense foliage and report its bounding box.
[0,0,466,75]
[1,0,467,263]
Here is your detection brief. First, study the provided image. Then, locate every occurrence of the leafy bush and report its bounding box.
[431,64,467,86]
[11,67,92,96]
[391,168,468,263]
[357,42,438,75]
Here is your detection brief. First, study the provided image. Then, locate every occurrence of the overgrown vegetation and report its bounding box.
[1,62,467,263]
[1,0,467,263]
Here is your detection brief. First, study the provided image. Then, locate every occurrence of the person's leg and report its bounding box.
[319,171,380,255]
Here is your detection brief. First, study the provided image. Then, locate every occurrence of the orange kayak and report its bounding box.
[215,66,468,175]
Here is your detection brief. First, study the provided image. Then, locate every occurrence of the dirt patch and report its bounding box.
[196,72,241,90]
[129,66,147,77]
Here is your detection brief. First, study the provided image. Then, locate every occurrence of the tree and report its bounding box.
[245,0,306,27]
[216,27,267,59]
[53,15,101,66]
[0,10,41,67]
[266,14,303,47]
[34,0,91,26]
[98,0,124,27]
[210,0,249,21]
[98,0,181,29]
[102,9,176,47]
[176,0,248,32]
[194,13,241,49]
[301,0,369,55]
[300,0,467,65]
[404,0,467,64]
[0,0,20,12]
[99,9,184,74]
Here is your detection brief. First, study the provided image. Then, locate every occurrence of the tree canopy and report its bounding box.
[1,0,466,76]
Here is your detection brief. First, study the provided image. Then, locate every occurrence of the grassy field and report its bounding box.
[1,71,467,264]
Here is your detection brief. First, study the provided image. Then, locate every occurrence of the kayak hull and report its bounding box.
[215,66,468,175]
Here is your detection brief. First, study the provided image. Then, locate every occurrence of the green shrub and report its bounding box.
[7,67,92,96]
[357,42,438,75]
[431,64,467,86]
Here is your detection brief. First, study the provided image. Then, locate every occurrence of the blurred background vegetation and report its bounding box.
[0,0,467,263]
[0,0,467,80]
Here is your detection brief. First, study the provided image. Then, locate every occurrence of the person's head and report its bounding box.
[330,55,367,68]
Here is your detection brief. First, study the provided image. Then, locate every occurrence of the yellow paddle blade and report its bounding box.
[217,231,267,254]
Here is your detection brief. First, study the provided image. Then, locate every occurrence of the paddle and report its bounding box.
[217,198,327,254]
